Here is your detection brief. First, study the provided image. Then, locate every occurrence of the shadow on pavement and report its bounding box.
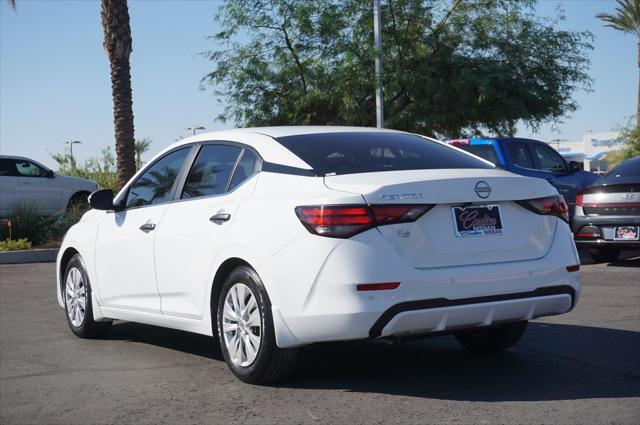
[106,321,640,402]
[578,248,640,267]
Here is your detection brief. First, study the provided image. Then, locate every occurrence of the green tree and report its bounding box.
[608,117,640,167]
[51,147,119,192]
[597,0,640,123]
[202,0,593,138]
[135,137,153,170]
[102,0,136,189]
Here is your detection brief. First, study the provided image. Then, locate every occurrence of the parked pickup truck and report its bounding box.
[448,138,599,218]
[0,155,98,216]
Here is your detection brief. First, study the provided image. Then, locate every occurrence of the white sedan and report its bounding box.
[0,155,97,216]
[56,127,581,383]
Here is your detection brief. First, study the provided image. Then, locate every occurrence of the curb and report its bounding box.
[0,248,59,265]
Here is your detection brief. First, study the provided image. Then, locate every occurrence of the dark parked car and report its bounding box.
[448,138,599,218]
[572,156,640,262]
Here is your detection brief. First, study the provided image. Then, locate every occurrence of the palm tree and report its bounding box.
[7,0,15,9]
[134,137,153,170]
[101,0,136,189]
[597,0,640,123]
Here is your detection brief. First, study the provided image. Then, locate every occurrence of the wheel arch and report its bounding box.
[58,247,79,298]
[209,257,254,336]
[66,191,91,210]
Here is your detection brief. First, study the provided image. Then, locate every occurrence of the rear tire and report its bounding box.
[216,266,298,384]
[454,321,527,353]
[587,247,620,263]
[63,254,112,338]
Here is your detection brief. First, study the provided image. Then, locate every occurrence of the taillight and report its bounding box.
[295,204,433,238]
[517,195,569,223]
[575,191,584,207]
[449,139,470,147]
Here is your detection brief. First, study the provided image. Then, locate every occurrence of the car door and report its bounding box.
[0,158,18,215]
[94,147,192,313]
[13,159,61,214]
[154,144,260,319]
[528,142,577,209]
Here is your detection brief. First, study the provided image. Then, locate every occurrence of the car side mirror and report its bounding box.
[89,189,115,210]
[46,170,55,178]
[569,161,583,173]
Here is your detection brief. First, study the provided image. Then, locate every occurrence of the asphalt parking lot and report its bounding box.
[0,252,638,425]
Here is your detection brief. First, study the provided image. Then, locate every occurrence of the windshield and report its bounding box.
[275,132,493,176]
[455,144,500,166]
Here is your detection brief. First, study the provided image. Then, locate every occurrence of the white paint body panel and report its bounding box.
[56,127,582,349]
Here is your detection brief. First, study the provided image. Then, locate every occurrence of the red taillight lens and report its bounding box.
[518,195,569,223]
[566,265,580,272]
[356,282,401,291]
[575,191,584,207]
[295,204,433,238]
[449,139,470,147]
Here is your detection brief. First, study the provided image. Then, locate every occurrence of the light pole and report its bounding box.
[548,138,566,151]
[373,0,384,128]
[186,125,206,135]
[65,140,82,160]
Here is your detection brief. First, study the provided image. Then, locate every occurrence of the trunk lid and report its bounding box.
[325,169,559,268]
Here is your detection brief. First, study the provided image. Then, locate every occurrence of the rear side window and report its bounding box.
[229,149,259,191]
[276,132,492,176]
[0,159,18,176]
[181,145,242,199]
[506,142,535,169]
[126,148,190,208]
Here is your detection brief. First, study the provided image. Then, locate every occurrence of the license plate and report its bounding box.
[452,205,503,237]
[614,226,639,241]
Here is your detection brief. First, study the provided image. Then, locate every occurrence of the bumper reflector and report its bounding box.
[566,265,580,272]
[357,282,401,291]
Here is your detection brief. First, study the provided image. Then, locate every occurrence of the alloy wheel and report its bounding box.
[65,267,86,327]
[222,283,262,367]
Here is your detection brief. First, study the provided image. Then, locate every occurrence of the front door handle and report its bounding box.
[210,213,231,223]
[139,222,156,231]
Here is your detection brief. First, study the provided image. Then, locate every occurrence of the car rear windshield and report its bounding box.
[605,157,640,178]
[456,144,499,166]
[275,132,493,176]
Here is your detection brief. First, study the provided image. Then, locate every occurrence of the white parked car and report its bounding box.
[0,155,98,216]
[56,127,582,383]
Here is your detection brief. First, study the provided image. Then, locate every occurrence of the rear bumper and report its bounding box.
[572,214,640,249]
[369,285,574,338]
[264,220,582,347]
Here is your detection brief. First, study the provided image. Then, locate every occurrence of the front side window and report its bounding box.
[276,132,493,176]
[181,145,242,199]
[506,142,535,169]
[15,160,48,177]
[531,144,567,173]
[125,148,190,209]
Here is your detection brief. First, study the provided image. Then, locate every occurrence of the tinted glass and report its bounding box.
[229,149,259,191]
[276,132,492,175]
[458,145,499,166]
[0,159,18,176]
[531,144,567,173]
[126,148,190,208]
[181,145,241,199]
[605,156,640,178]
[15,160,48,177]
[506,142,535,169]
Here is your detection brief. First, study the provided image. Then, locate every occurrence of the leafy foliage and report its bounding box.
[51,147,119,192]
[607,118,640,167]
[0,238,32,252]
[0,202,50,246]
[135,137,153,170]
[202,0,593,137]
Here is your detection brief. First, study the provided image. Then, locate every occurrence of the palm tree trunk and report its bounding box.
[102,0,136,190]
[110,57,136,187]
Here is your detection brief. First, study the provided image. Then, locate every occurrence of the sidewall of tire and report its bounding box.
[216,266,288,383]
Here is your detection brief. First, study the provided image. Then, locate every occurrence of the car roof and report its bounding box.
[182,125,403,141]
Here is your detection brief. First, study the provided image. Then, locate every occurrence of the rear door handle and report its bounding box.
[210,213,231,222]
[139,223,156,231]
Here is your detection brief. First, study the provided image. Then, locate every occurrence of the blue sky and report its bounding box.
[0,0,636,169]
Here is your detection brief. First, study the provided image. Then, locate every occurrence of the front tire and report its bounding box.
[454,321,527,353]
[216,266,298,384]
[587,247,620,263]
[63,254,112,338]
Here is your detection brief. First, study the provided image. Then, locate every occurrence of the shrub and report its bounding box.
[1,202,51,246]
[0,238,32,252]
[48,203,90,242]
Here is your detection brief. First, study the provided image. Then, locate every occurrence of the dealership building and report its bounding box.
[550,131,624,173]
